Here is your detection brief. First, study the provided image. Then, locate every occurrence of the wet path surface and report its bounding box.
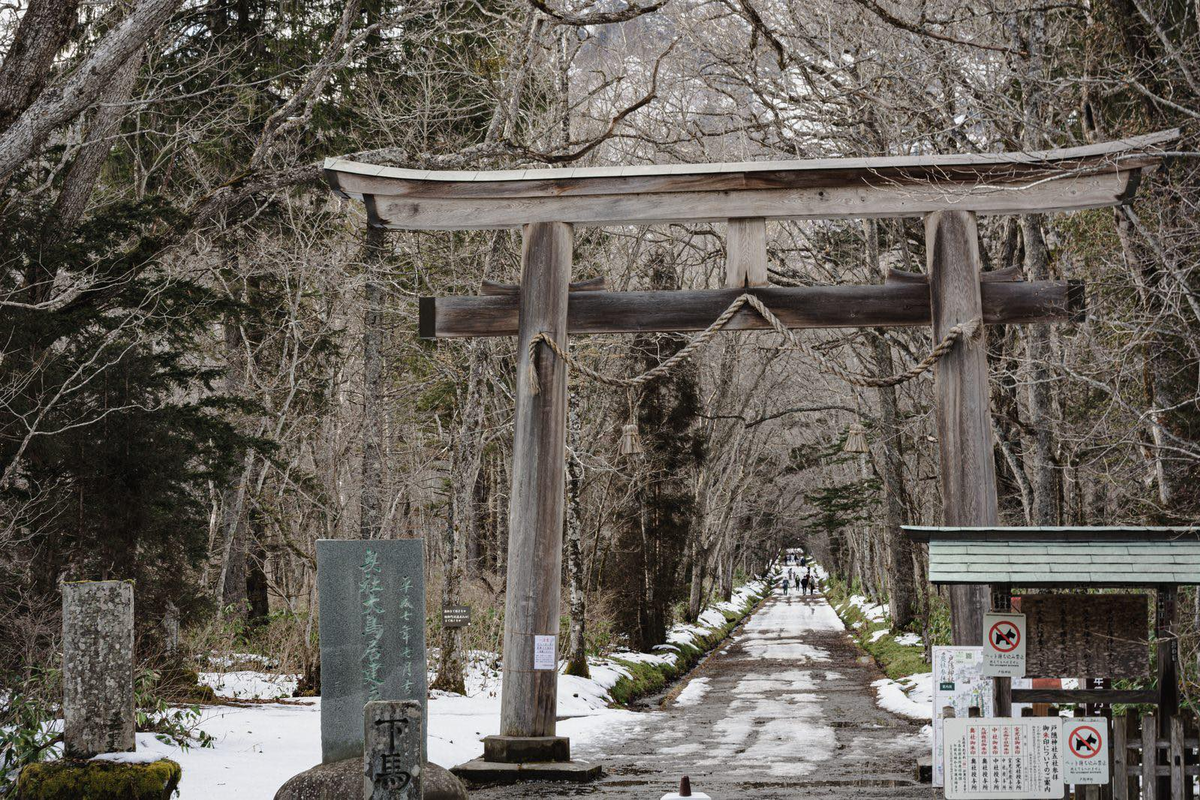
[471,588,930,799]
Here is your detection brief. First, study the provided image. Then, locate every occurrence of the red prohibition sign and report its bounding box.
[989,620,1021,652]
[1068,725,1103,759]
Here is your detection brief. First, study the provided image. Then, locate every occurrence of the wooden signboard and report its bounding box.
[1021,594,1148,679]
[442,604,471,629]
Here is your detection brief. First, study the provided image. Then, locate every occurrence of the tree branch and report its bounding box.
[528,0,667,26]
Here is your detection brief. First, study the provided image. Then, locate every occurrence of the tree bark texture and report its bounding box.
[0,0,81,134]
[563,397,589,678]
[361,226,386,540]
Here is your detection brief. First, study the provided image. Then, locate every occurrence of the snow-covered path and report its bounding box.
[475,586,929,799]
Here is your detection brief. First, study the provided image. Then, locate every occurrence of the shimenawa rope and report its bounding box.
[526,292,981,395]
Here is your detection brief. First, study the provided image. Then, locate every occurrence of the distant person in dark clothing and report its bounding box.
[800,574,810,594]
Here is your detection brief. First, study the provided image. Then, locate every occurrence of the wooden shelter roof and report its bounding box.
[904,526,1200,586]
[323,130,1178,230]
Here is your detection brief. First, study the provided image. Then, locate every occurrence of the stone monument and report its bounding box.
[316,538,427,763]
[17,580,182,800]
[275,540,466,800]
[62,580,135,758]
[364,701,422,799]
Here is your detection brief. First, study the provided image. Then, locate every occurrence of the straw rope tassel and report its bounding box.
[526,293,981,393]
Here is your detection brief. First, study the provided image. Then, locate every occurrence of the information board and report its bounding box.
[1022,594,1148,679]
[983,612,1027,678]
[1063,717,1109,785]
[442,604,471,628]
[533,634,557,671]
[933,647,996,787]
[943,717,1063,799]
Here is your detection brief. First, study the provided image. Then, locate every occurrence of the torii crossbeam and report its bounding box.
[325,129,1177,777]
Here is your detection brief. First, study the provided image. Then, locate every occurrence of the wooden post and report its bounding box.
[725,217,768,288]
[1144,712,1159,800]
[991,585,1013,717]
[493,221,573,759]
[1157,587,1179,798]
[926,210,997,646]
[1113,713,1129,800]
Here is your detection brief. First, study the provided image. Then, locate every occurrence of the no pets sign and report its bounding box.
[982,612,1026,678]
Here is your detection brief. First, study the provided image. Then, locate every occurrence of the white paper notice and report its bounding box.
[943,717,1063,799]
[533,635,557,670]
[1063,717,1109,785]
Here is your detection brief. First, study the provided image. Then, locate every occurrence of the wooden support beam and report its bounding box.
[926,210,996,647]
[419,279,1083,339]
[725,218,769,288]
[498,221,572,740]
[1011,689,1159,705]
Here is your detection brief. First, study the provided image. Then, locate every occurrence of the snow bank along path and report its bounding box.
[137,582,766,798]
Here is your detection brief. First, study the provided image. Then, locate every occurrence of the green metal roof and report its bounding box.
[902,526,1200,586]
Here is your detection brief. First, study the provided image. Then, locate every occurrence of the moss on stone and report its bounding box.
[17,758,181,800]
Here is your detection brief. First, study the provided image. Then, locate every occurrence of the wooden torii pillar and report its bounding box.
[324,130,1175,776]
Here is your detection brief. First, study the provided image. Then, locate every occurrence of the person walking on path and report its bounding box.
[800,574,809,594]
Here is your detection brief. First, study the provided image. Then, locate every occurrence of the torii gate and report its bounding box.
[324,129,1176,776]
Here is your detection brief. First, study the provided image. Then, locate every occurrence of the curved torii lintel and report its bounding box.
[324,129,1178,230]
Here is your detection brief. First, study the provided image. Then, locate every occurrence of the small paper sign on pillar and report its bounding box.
[533,635,557,670]
[1063,717,1109,785]
[982,611,1026,678]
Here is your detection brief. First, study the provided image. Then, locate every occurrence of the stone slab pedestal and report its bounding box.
[450,758,602,785]
[482,735,569,763]
[274,759,466,800]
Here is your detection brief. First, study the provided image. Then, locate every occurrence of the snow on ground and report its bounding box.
[138,580,766,798]
[847,594,888,623]
[812,561,932,723]
[872,673,933,721]
[91,751,169,764]
[673,676,710,707]
[689,583,838,777]
[199,671,297,701]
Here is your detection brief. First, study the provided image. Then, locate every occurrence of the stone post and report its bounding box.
[62,580,135,759]
[364,700,422,800]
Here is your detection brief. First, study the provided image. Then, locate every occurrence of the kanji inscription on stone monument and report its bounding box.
[317,539,427,764]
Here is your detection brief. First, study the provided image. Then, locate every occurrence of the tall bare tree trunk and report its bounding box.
[1017,9,1060,526]
[218,305,251,613]
[563,398,589,677]
[686,534,707,622]
[361,227,385,540]
[431,342,485,694]
[1021,216,1060,525]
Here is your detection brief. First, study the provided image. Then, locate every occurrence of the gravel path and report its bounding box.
[470,587,931,798]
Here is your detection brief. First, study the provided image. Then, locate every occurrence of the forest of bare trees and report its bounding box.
[1,0,1197,725]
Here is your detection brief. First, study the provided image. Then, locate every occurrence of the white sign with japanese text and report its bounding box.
[943,717,1064,799]
[1063,717,1109,785]
[533,635,557,671]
